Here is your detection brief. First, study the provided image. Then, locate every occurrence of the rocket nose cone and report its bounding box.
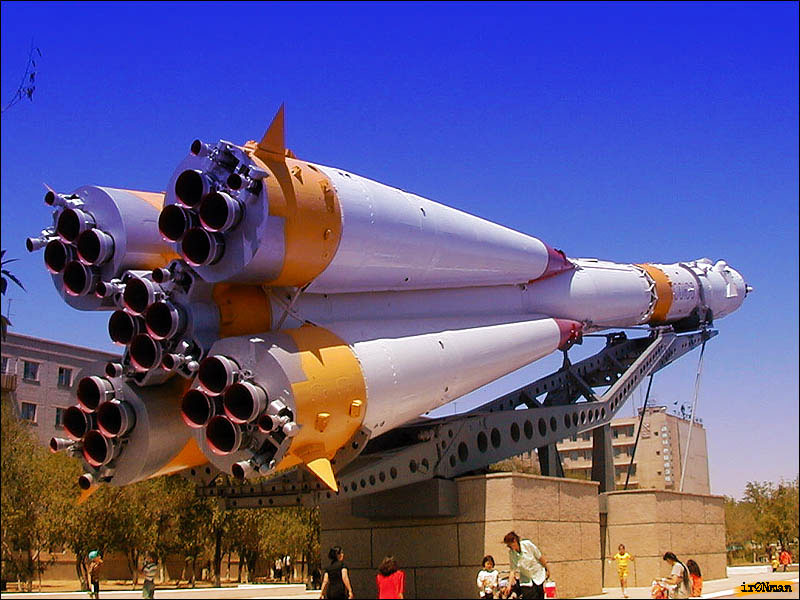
[555,319,583,349]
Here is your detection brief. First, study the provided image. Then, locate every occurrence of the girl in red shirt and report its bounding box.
[377,555,405,599]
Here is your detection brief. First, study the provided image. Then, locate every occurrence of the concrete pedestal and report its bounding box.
[600,489,727,588]
[320,473,603,599]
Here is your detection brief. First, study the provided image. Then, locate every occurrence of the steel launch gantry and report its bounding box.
[192,326,714,510]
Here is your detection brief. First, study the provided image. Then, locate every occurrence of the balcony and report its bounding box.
[1,373,18,392]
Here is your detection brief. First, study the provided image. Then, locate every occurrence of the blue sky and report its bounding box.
[1,2,797,498]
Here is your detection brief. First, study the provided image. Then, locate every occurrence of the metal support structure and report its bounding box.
[591,423,615,493]
[537,443,565,478]
[625,374,653,489]
[195,327,716,509]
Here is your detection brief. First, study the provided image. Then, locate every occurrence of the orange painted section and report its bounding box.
[212,283,272,337]
[148,438,208,479]
[639,264,673,323]
[243,109,343,287]
[125,190,166,212]
[248,153,343,287]
[274,325,367,479]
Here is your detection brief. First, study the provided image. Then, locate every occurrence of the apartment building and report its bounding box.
[557,405,710,493]
[1,332,119,448]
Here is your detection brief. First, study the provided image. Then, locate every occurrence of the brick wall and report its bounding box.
[320,473,602,599]
[601,489,726,588]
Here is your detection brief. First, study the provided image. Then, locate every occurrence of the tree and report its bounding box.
[2,43,41,114]
[1,250,26,340]
[1,400,77,591]
[744,478,800,549]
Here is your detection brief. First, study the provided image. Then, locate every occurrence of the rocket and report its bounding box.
[28,107,751,492]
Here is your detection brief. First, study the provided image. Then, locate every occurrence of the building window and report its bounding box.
[612,428,619,438]
[1,356,12,374]
[57,367,73,387]
[20,402,37,423]
[22,361,40,382]
[55,407,66,428]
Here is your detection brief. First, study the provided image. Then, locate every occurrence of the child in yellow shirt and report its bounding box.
[609,544,634,598]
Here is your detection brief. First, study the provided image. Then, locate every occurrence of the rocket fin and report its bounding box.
[77,485,98,505]
[305,457,338,492]
[257,104,286,159]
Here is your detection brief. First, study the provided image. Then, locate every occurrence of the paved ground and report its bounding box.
[578,569,798,599]
[0,583,319,599]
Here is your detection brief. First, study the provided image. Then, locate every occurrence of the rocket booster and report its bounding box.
[182,315,583,489]
[27,186,177,311]
[53,366,207,489]
[158,108,572,290]
[29,107,751,491]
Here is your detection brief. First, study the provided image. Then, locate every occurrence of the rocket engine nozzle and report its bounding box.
[198,191,243,233]
[108,310,144,345]
[50,437,76,453]
[44,239,74,274]
[129,334,164,372]
[63,405,93,441]
[144,301,185,340]
[78,473,95,490]
[197,355,239,396]
[57,208,96,243]
[122,277,161,315]
[223,381,267,424]
[97,399,136,438]
[63,261,98,296]
[82,430,119,467]
[77,229,115,266]
[175,169,214,208]
[26,229,56,252]
[205,415,243,455]
[76,376,115,412]
[181,389,215,428]
[158,204,197,242]
[181,227,224,267]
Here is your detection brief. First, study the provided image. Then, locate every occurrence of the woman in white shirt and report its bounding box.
[477,555,499,599]
[657,552,691,599]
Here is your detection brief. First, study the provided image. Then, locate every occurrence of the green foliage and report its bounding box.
[1,249,26,340]
[489,454,541,475]
[725,478,799,563]
[1,399,78,589]
[743,478,800,547]
[1,401,321,587]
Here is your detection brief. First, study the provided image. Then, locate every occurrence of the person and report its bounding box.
[685,559,702,597]
[376,555,405,599]
[312,564,323,590]
[88,550,103,600]
[609,544,634,598]
[284,554,292,582]
[141,554,158,599]
[657,552,691,599]
[320,546,354,600]
[477,555,499,599]
[503,531,550,600]
[779,547,792,572]
[771,552,780,572]
[274,557,283,581]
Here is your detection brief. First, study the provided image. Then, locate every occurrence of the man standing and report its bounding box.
[141,554,158,599]
[503,531,551,599]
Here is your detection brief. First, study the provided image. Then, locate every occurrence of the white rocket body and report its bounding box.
[28,108,750,491]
